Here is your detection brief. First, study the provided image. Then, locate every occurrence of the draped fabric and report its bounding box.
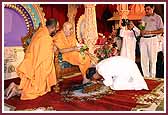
[40,4,68,29]
[96,5,117,33]
[108,4,118,14]
[96,4,108,20]
[41,4,165,36]
[41,4,117,33]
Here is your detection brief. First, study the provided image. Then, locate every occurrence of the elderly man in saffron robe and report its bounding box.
[5,18,58,100]
[53,22,91,84]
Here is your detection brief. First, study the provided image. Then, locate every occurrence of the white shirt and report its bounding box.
[142,13,164,36]
[96,56,149,90]
[119,27,140,61]
[120,26,140,39]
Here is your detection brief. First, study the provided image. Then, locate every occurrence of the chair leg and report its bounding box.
[53,83,60,93]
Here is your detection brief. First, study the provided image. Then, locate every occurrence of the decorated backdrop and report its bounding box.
[4,4,45,80]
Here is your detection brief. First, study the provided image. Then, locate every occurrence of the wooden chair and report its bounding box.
[54,49,80,79]
[21,27,35,52]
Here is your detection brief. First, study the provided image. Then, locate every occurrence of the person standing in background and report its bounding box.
[140,4,164,78]
[120,20,140,62]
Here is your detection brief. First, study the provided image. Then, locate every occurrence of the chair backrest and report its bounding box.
[21,27,35,52]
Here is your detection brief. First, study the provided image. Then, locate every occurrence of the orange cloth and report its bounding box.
[17,27,57,100]
[53,30,91,76]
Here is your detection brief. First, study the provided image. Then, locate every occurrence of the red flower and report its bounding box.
[94,42,118,62]
[100,54,105,58]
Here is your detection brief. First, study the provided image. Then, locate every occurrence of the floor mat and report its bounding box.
[4,76,164,111]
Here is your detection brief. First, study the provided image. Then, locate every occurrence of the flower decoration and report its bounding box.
[77,43,89,59]
[138,21,146,30]
[94,42,118,62]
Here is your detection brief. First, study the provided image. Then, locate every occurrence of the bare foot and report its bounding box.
[5,85,21,100]
[82,78,90,84]
[4,82,16,98]
[4,82,20,100]
[5,86,16,99]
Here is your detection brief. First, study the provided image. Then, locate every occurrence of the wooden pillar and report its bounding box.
[67,4,78,37]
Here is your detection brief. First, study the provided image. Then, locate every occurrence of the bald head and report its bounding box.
[63,22,72,28]
[63,22,73,37]
[46,18,57,27]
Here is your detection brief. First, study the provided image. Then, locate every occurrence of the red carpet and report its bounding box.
[4,76,163,111]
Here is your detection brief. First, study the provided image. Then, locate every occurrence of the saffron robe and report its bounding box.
[17,27,57,100]
[53,30,91,77]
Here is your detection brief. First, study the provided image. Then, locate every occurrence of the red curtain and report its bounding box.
[108,4,118,14]
[40,4,68,29]
[75,5,85,30]
[96,4,107,20]
[41,4,117,33]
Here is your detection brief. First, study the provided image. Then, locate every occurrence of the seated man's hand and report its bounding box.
[74,46,81,52]
[53,45,58,52]
[84,50,90,55]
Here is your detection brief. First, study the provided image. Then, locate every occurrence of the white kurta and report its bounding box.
[120,27,140,61]
[96,56,149,90]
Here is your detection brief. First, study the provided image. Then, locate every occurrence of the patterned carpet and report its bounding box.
[4,76,164,112]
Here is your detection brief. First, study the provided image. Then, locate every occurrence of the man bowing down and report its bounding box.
[86,56,149,90]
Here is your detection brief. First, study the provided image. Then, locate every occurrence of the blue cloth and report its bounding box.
[58,52,74,68]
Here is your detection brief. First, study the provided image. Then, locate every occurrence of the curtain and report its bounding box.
[41,4,117,34]
[40,4,68,29]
